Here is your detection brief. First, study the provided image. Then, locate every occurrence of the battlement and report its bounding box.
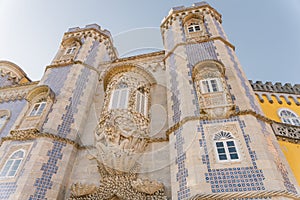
[250,80,300,95]
[66,23,112,39]
[161,1,221,29]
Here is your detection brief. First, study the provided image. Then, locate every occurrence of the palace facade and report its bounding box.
[0,2,299,199]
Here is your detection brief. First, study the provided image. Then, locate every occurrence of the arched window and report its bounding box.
[0,150,25,178]
[187,22,201,33]
[136,87,148,116]
[65,45,77,55]
[278,108,300,126]
[109,82,129,110]
[214,131,239,162]
[200,78,222,93]
[29,101,47,116]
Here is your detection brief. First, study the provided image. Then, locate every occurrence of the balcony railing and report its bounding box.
[271,122,300,143]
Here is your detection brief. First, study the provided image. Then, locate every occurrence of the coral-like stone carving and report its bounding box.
[69,163,167,200]
[95,110,148,172]
[70,183,97,197]
[131,178,164,195]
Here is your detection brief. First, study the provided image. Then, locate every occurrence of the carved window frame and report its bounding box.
[29,101,47,117]
[278,108,300,126]
[0,149,25,178]
[65,45,78,55]
[192,60,234,119]
[183,14,209,41]
[15,85,55,130]
[0,110,10,133]
[53,37,82,63]
[213,131,240,163]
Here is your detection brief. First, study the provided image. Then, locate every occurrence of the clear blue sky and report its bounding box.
[0,0,299,85]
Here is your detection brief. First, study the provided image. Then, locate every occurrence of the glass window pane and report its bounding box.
[217,148,225,153]
[216,142,224,147]
[0,160,13,177]
[111,90,119,109]
[195,25,200,31]
[11,151,24,159]
[119,89,128,109]
[211,79,218,92]
[230,153,239,160]
[30,104,40,116]
[226,141,234,147]
[140,94,145,114]
[228,147,237,153]
[136,92,141,112]
[36,102,46,116]
[188,27,194,32]
[219,154,227,160]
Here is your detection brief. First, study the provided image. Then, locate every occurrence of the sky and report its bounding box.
[0,0,299,85]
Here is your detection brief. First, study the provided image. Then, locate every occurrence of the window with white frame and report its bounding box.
[0,114,8,131]
[214,131,239,162]
[187,22,201,33]
[65,46,77,55]
[109,82,129,110]
[136,88,148,116]
[0,150,25,178]
[200,78,222,93]
[29,102,46,116]
[278,109,300,126]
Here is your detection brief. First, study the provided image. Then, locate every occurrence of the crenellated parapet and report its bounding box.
[250,80,300,106]
[160,2,221,31]
[51,23,118,66]
[250,80,300,94]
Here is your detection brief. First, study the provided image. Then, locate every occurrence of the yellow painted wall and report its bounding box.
[257,95,300,122]
[279,141,300,185]
[255,94,300,185]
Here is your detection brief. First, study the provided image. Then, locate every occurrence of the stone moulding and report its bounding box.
[189,190,300,200]
[165,109,300,144]
[2,129,81,148]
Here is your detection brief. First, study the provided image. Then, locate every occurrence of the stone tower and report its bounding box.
[161,2,300,199]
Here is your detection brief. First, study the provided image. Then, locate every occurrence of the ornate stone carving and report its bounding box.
[69,163,167,200]
[95,110,148,172]
[131,178,164,195]
[193,61,234,119]
[70,183,97,197]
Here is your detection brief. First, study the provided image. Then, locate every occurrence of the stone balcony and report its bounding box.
[271,122,300,144]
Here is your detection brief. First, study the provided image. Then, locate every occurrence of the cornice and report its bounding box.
[165,109,300,144]
[45,60,100,77]
[2,129,83,149]
[112,51,165,64]
[163,37,235,62]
